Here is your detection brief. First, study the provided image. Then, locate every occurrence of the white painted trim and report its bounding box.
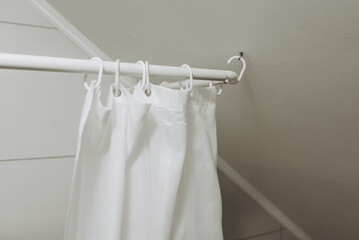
[26,0,111,60]
[217,156,313,240]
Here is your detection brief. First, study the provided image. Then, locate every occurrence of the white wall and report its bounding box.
[0,1,298,240]
[0,1,87,239]
[219,171,298,240]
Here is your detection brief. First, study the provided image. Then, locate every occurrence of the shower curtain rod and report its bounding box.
[0,53,241,84]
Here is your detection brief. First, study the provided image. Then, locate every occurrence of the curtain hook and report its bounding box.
[181,64,193,91]
[179,79,186,90]
[209,80,222,95]
[217,84,223,96]
[144,61,151,96]
[113,59,121,97]
[227,52,246,83]
[136,60,146,89]
[83,57,104,90]
[160,81,169,87]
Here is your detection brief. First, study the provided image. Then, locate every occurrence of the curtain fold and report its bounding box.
[64,81,223,240]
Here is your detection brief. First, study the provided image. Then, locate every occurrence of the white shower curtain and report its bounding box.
[64,80,223,240]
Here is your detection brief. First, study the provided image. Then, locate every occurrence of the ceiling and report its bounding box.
[47,0,359,239]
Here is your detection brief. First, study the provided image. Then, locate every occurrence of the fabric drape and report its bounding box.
[64,81,223,240]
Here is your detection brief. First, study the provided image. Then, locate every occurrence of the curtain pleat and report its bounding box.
[64,81,223,240]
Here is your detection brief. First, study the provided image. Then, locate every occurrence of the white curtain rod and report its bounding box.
[0,53,244,84]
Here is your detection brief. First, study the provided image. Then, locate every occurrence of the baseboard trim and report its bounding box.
[217,156,312,240]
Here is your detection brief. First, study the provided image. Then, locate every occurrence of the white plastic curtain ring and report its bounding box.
[179,80,186,90]
[144,61,151,95]
[136,60,146,89]
[180,64,193,91]
[160,81,168,87]
[209,80,222,95]
[113,59,121,97]
[217,84,223,95]
[178,75,190,90]
[83,57,104,90]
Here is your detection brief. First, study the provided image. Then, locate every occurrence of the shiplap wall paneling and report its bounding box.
[0,157,74,240]
[0,3,86,240]
[0,20,90,160]
[0,22,85,57]
[0,0,53,27]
